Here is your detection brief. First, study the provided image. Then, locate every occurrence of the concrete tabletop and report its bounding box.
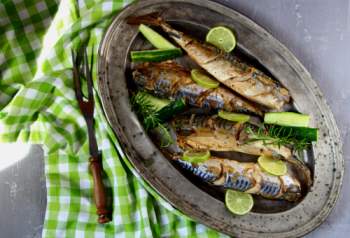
[0,0,349,237]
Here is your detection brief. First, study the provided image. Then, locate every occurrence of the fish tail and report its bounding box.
[127,12,182,39]
[127,12,163,26]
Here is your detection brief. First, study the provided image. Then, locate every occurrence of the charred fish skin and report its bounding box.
[128,14,290,110]
[133,62,263,115]
[176,157,301,201]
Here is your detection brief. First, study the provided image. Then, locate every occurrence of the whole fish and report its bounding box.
[176,156,302,201]
[133,61,262,115]
[128,13,290,109]
[171,115,312,188]
[173,114,292,159]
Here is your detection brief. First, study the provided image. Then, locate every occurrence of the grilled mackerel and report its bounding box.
[170,115,312,188]
[133,61,262,115]
[128,13,290,109]
[176,157,302,201]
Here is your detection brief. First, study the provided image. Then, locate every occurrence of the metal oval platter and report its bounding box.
[98,0,344,237]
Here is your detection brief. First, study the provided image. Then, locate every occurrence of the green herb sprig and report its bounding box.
[131,92,173,147]
[244,125,310,152]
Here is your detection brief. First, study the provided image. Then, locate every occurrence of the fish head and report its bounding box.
[280,174,302,201]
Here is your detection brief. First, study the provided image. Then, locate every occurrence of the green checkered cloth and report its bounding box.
[0,0,228,237]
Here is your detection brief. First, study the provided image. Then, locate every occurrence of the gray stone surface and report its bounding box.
[0,145,46,238]
[0,0,349,237]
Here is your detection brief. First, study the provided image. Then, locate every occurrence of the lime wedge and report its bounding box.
[257,155,287,176]
[218,110,250,122]
[206,26,236,52]
[225,190,254,215]
[182,150,210,164]
[191,69,219,89]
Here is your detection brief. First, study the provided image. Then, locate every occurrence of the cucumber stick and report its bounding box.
[131,48,182,62]
[264,112,310,127]
[136,92,186,129]
[157,99,186,122]
[271,125,318,142]
[140,93,171,111]
[143,98,185,130]
[139,24,175,49]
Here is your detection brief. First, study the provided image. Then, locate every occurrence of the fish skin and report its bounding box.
[133,61,263,115]
[128,14,290,109]
[171,115,313,189]
[172,114,292,159]
[176,157,302,201]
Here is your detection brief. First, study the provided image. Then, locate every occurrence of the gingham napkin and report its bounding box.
[0,0,227,237]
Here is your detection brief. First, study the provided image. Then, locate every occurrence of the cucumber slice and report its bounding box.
[264,112,310,127]
[133,92,186,130]
[270,125,318,142]
[140,92,171,111]
[131,48,182,62]
[139,24,175,49]
[218,110,250,122]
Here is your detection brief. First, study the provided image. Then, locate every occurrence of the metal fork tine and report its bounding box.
[72,49,84,102]
[89,45,94,99]
[71,49,75,65]
[85,47,94,102]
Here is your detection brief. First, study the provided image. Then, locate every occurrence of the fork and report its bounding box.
[72,46,111,224]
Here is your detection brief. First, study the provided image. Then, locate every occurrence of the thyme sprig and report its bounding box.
[244,124,310,152]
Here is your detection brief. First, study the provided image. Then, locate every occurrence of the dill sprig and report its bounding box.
[131,92,173,147]
[244,124,310,152]
[131,92,160,130]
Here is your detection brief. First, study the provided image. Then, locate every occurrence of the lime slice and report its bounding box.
[191,69,219,89]
[257,155,287,176]
[206,26,236,52]
[218,110,250,122]
[225,190,254,215]
[182,150,210,164]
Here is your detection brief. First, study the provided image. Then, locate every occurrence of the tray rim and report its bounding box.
[97,0,344,237]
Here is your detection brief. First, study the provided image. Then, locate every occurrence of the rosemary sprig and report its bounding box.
[131,92,173,147]
[244,124,310,152]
